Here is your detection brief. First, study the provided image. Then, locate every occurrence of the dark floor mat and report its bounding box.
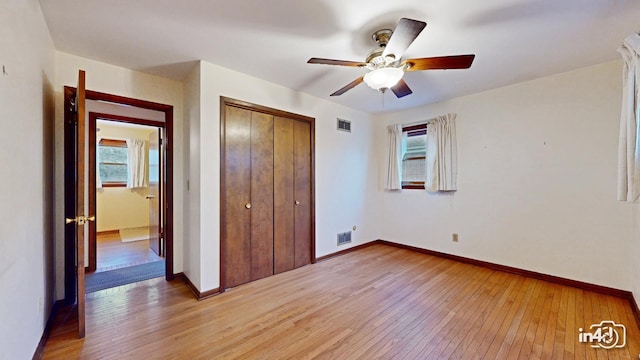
[85,261,165,293]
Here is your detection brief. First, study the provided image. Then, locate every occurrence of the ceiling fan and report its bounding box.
[307,18,475,98]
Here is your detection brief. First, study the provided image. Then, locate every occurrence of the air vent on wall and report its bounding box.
[337,118,351,133]
[337,231,352,246]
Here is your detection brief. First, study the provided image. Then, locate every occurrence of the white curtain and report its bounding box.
[617,33,640,202]
[425,113,457,192]
[384,124,404,190]
[96,137,103,188]
[126,138,147,188]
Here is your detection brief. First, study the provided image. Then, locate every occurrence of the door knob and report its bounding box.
[66,215,96,226]
[245,202,252,209]
[295,201,300,205]
[146,195,156,199]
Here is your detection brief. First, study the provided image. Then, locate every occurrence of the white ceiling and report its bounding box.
[39,0,640,114]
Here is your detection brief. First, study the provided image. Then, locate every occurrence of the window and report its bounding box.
[98,139,128,187]
[149,147,159,184]
[401,124,427,189]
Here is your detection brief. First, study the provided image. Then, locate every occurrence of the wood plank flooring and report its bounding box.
[96,233,162,272]
[43,244,640,359]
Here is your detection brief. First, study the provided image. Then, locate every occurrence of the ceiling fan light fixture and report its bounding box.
[363,67,404,90]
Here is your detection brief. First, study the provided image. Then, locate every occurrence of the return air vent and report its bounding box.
[337,231,352,246]
[337,118,351,133]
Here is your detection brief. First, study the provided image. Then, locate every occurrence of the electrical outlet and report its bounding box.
[452,233,459,242]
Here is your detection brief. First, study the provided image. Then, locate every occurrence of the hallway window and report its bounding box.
[98,139,128,187]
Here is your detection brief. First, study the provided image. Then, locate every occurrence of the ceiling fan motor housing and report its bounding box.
[366,29,398,69]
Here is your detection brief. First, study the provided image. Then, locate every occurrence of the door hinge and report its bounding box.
[69,96,77,114]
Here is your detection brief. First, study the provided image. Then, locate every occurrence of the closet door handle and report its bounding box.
[245,202,252,209]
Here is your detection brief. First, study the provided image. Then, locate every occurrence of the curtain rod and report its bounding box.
[395,113,455,127]
[401,119,431,127]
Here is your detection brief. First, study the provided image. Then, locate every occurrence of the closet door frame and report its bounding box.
[219,96,316,292]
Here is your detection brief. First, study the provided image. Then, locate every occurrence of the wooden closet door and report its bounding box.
[223,106,252,288]
[222,97,314,289]
[293,120,312,268]
[273,117,295,274]
[249,112,274,281]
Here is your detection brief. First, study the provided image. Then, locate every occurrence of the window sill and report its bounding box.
[101,183,127,188]
[402,184,425,190]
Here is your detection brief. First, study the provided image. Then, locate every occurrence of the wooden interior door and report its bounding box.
[223,106,252,288]
[66,70,88,338]
[273,116,295,274]
[249,111,274,281]
[148,128,161,256]
[87,113,97,273]
[293,120,312,268]
[76,70,87,338]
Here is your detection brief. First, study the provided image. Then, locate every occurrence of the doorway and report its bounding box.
[64,87,174,303]
[86,114,166,292]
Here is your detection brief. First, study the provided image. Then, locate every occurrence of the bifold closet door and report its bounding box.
[273,117,295,274]
[223,106,274,288]
[274,117,312,272]
[249,111,274,281]
[293,120,312,268]
[223,106,251,288]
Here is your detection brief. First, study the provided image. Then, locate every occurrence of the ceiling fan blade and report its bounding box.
[330,76,364,96]
[403,54,476,71]
[308,58,367,67]
[390,79,413,98]
[382,18,427,60]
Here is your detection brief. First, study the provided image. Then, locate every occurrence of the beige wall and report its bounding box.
[54,51,186,300]
[96,122,157,232]
[375,60,634,291]
[184,61,379,292]
[0,1,56,358]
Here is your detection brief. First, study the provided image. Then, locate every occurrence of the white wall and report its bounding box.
[185,60,379,292]
[376,60,634,291]
[634,207,640,303]
[54,52,186,300]
[95,122,156,232]
[0,1,55,358]
[89,99,166,123]
[183,64,201,288]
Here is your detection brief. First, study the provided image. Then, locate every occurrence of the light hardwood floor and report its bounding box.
[95,232,162,272]
[43,244,640,359]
